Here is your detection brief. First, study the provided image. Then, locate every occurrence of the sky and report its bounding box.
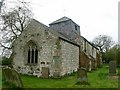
[1,0,119,42]
[0,0,119,55]
[28,0,118,43]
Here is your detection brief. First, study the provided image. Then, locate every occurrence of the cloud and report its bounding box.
[5,0,119,43]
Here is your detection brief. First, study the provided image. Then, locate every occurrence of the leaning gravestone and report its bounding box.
[76,67,89,85]
[109,61,116,76]
[2,68,23,88]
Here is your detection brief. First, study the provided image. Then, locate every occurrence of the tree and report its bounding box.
[92,35,114,53]
[0,0,33,56]
[0,0,5,12]
[103,44,120,66]
[92,35,115,63]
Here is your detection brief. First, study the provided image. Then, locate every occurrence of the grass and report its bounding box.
[0,66,2,89]
[1,64,119,88]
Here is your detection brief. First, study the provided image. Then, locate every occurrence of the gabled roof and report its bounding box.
[30,19,80,47]
[49,16,71,25]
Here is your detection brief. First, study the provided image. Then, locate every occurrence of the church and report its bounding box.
[13,17,102,78]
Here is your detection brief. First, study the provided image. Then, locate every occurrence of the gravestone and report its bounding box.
[41,67,49,78]
[2,68,23,88]
[109,61,116,76]
[76,67,89,85]
[118,66,120,81]
[53,56,61,78]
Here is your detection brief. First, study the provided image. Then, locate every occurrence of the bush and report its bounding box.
[2,56,12,66]
[102,44,120,66]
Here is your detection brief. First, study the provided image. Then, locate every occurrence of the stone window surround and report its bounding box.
[26,41,38,65]
[28,47,38,64]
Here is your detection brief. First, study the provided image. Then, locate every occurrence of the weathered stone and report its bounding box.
[80,36,102,70]
[13,19,79,77]
[109,61,116,76]
[2,68,23,88]
[80,52,92,72]
[41,67,49,78]
[118,66,120,81]
[76,67,89,85]
[13,17,102,78]
[52,56,61,78]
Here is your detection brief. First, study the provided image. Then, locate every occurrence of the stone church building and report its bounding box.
[13,17,102,78]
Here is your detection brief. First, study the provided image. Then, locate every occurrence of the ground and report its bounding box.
[1,64,119,88]
[0,66,2,89]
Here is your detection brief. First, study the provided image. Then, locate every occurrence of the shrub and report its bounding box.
[2,56,12,66]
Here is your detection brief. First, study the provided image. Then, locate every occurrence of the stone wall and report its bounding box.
[13,18,102,78]
[13,19,80,77]
[80,52,91,71]
[80,36,100,70]
[60,39,79,76]
[13,19,58,77]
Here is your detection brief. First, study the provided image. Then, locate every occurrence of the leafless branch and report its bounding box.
[0,0,33,56]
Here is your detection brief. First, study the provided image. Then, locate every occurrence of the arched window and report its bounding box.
[35,49,38,63]
[26,41,38,64]
[28,49,30,63]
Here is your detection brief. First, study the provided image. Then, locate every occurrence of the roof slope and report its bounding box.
[81,36,99,50]
[49,16,71,25]
[31,19,79,46]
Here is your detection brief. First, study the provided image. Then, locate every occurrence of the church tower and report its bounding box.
[49,16,81,41]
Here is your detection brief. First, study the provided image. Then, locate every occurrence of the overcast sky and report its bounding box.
[28,0,119,43]
[0,0,119,55]
[3,0,120,43]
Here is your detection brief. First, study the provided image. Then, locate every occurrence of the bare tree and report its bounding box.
[92,35,114,52]
[0,0,5,12]
[0,0,33,56]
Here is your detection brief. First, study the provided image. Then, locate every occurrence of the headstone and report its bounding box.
[118,66,120,81]
[2,68,23,88]
[109,61,116,76]
[76,67,89,85]
[41,67,49,78]
[53,56,61,78]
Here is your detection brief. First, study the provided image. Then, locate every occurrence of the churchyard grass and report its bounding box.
[2,64,119,88]
[0,65,2,89]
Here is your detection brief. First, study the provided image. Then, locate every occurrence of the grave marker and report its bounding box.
[109,61,116,76]
[41,67,49,78]
[76,67,89,85]
[2,68,23,88]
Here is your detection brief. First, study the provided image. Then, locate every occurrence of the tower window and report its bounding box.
[75,25,77,30]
